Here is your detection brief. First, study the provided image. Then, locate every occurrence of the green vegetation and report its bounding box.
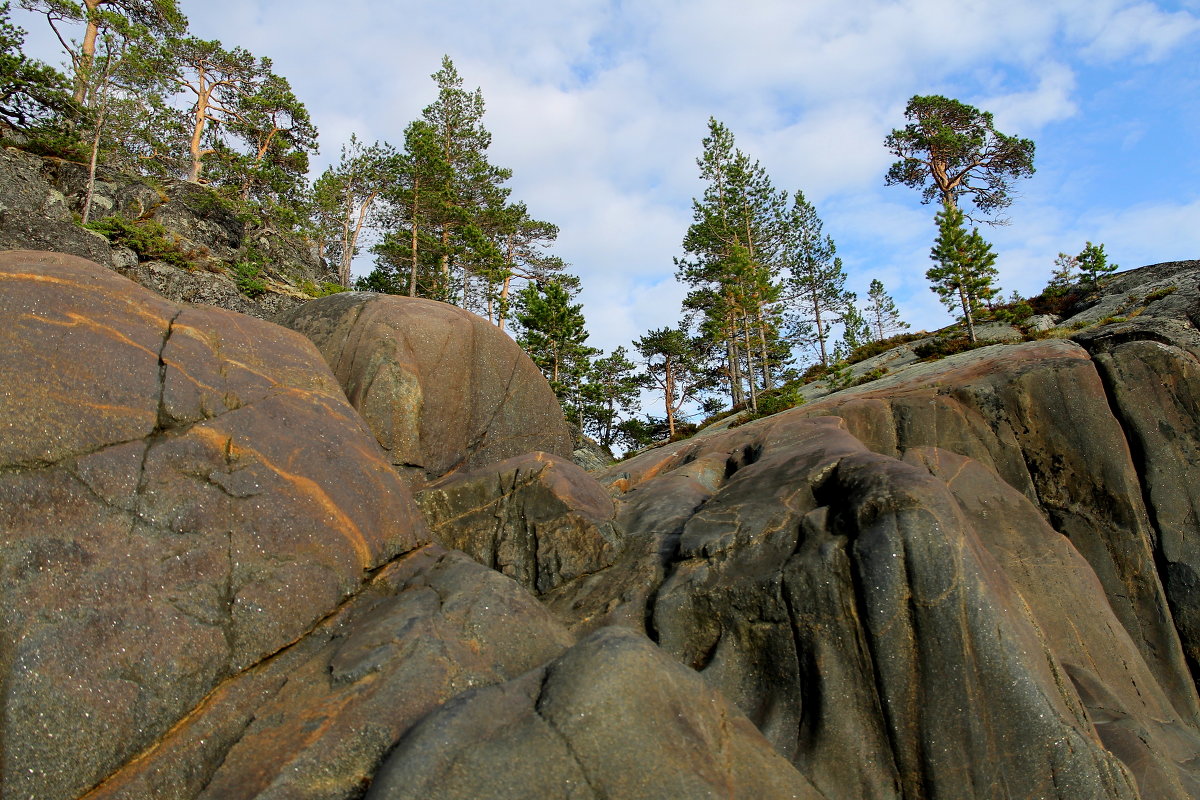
[5,12,1153,457]
[232,260,266,297]
[84,214,201,268]
[913,336,990,360]
[299,279,348,297]
[927,203,998,342]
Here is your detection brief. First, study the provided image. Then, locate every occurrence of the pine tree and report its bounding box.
[928,203,998,342]
[782,191,852,366]
[885,94,1035,223]
[516,281,595,423]
[420,56,511,304]
[19,0,185,106]
[838,301,871,355]
[678,118,787,411]
[1076,241,1118,288]
[580,347,644,450]
[865,278,909,341]
[0,2,76,128]
[635,326,714,441]
[1045,252,1078,297]
[209,70,317,218]
[311,134,401,287]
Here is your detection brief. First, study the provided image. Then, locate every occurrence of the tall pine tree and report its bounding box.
[516,280,595,425]
[782,191,853,367]
[678,118,787,412]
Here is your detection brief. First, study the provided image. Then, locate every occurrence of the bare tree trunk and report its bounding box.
[741,315,758,413]
[755,308,773,390]
[812,290,828,366]
[409,183,420,296]
[81,90,109,224]
[499,273,513,332]
[959,285,976,343]
[187,73,213,183]
[74,0,101,105]
[664,356,676,440]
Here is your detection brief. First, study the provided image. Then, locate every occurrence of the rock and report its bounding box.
[0,251,427,800]
[593,414,1185,797]
[366,627,824,800]
[1026,312,1059,331]
[115,257,307,320]
[791,338,1199,719]
[86,547,574,800]
[1075,317,1200,685]
[1,147,326,322]
[280,292,574,484]
[1060,259,1200,329]
[568,425,614,472]
[0,147,114,264]
[416,452,619,596]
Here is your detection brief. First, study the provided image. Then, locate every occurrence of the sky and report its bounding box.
[13,0,1200,365]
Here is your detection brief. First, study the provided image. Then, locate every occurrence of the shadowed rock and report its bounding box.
[0,251,427,800]
[280,292,573,485]
[596,414,1185,797]
[416,452,619,596]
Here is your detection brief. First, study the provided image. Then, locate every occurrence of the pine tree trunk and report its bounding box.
[742,315,758,413]
[75,1,101,106]
[498,274,512,332]
[813,295,828,366]
[958,285,976,343]
[755,311,773,390]
[664,356,676,440]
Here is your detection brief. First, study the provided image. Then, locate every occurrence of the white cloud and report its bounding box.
[982,62,1079,132]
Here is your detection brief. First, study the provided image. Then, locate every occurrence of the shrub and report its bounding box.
[84,215,201,269]
[299,279,348,297]
[756,385,804,417]
[913,336,989,360]
[1144,285,1178,303]
[850,367,889,387]
[842,331,927,365]
[233,260,266,298]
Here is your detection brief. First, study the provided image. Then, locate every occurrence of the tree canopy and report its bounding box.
[885,94,1035,222]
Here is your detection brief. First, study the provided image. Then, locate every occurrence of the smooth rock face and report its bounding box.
[0,251,426,800]
[794,338,1198,719]
[280,292,574,484]
[366,627,824,800]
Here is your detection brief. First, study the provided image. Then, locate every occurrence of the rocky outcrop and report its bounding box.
[0,251,426,800]
[85,546,574,800]
[280,292,574,485]
[0,146,114,264]
[416,452,618,595]
[0,146,325,321]
[7,253,1200,799]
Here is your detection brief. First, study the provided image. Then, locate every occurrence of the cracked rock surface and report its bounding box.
[0,251,427,800]
[366,626,824,800]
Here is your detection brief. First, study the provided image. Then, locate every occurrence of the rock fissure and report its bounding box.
[531,667,607,800]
